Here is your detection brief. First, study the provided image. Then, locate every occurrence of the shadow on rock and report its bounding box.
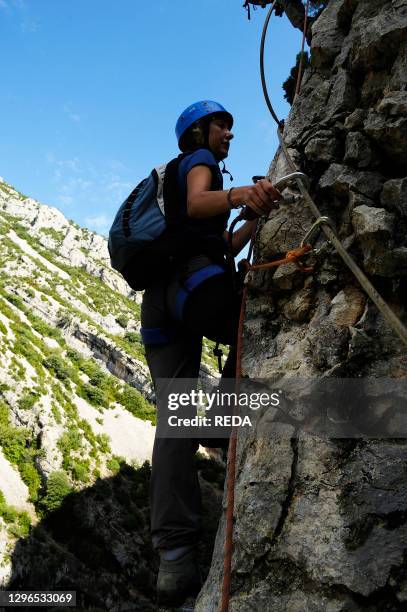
[4,457,225,611]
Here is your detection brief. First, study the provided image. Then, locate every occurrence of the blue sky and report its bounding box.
[0,0,303,236]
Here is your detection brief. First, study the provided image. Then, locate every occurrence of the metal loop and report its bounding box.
[274,172,310,191]
[301,216,334,247]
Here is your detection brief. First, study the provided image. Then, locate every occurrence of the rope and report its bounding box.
[250,244,312,271]
[220,231,311,612]
[295,0,310,96]
[220,220,257,612]
[220,295,244,612]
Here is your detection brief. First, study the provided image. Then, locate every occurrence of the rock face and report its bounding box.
[197,1,407,610]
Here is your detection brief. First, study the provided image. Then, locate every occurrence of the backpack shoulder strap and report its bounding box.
[154,164,166,216]
[162,153,187,226]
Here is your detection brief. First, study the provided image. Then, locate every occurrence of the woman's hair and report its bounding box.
[179,116,211,152]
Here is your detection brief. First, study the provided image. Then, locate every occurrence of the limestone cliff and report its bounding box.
[0,179,221,606]
[197,1,407,610]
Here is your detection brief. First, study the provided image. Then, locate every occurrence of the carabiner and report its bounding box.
[251,173,307,205]
[301,216,334,248]
[274,172,310,192]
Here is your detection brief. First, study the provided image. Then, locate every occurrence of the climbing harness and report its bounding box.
[221,3,407,610]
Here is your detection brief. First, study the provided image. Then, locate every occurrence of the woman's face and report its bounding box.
[208,116,234,160]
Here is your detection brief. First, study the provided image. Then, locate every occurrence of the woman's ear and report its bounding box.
[190,121,206,147]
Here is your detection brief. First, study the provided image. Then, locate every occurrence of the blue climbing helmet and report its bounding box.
[175,100,233,151]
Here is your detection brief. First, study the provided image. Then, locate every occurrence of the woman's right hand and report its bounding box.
[231,179,282,217]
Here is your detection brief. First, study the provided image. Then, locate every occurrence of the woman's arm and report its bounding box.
[224,221,257,256]
[186,165,281,219]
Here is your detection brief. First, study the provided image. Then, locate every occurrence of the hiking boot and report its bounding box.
[157,548,202,607]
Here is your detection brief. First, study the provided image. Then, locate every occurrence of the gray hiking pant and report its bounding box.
[141,261,240,550]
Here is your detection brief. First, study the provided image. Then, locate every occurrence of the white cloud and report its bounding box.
[55,195,74,206]
[85,214,110,228]
[59,158,80,173]
[45,153,133,229]
[104,179,133,203]
[63,104,81,124]
[20,18,39,32]
[84,213,110,235]
[59,177,93,193]
[105,180,133,192]
[257,119,278,146]
[106,159,129,173]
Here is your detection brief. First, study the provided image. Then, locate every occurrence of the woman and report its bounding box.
[141,100,280,606]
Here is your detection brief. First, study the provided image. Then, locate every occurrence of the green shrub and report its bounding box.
[0,489,31,537]
[18,391,39,411]
[42,471,72,512]
[124,331,139,344]
[77,359,101,379]
[79,384,108,408]
[0,408,41,501]
[51,404,62,424]
[88,370,109,390]
[6,294,25,311]
[58,428,82,456]
[39,227,65,243]
[0,320,7,335]
[10,356,26,381]
[107,456,124,474]
[30,316,63,342]
[70,459,90,483]
[43,354,74,382]
[116,314,129,328]
[0,502,18,523]
[8,510,31,537]
[0,425,29,464]
[0,383,9,394]
[11,326,45,377]
[19,462,41,502]
[119,386,156,424]
[66,348,80,363]
[96,433,111,454]
[0,401,9,424]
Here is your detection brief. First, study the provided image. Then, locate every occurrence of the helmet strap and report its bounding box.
[220,161,233,182]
